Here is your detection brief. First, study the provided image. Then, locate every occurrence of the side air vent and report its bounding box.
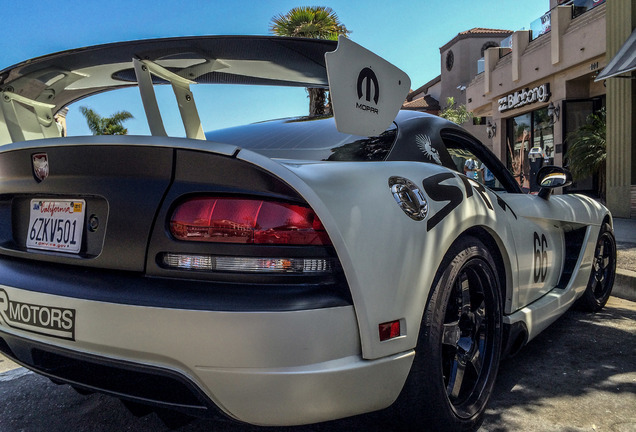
[556,227,587,289]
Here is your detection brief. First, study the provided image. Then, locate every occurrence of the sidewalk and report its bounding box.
[613,217,636,301]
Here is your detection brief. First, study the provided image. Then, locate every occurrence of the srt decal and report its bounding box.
[422,173,463,231]
[422,173,495,232]
[415,134,442,165]
[458,176,493,210]
[533,232,548,283]
[496,195,517,219]
[356,67,379,114]
[0,289,76,340]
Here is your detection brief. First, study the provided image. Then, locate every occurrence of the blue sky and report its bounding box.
[2,0,549,136]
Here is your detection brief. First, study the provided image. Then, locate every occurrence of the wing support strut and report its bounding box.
[133,58,205,140]
[0,91,58,144]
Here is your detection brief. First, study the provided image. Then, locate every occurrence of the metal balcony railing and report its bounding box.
[558,0,606,19]
[530,10,551,40]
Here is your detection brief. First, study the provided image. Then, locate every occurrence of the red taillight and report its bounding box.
[170,197,331,245]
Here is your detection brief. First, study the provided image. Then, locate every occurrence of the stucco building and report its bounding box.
[404,28,513,145]
[465,0,635,218]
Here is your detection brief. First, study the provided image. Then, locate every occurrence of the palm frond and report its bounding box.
[269,7,349,115]
[270,6,350,40]
[79,106,103,135]
[79,106,133,135]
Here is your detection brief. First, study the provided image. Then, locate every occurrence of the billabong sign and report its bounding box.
[498,83,551,112]
[326,36,410,136]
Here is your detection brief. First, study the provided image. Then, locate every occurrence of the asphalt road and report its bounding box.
[1,297,635,432]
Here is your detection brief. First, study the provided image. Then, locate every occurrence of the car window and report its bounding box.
[440,130,521,194]
[442,146,504,191]
[447,147,504,190]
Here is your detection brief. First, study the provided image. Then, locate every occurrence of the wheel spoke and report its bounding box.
[460,274,471,314]
[468,345,483,374]
[473,300,486,330]
[597,243,605,260]
[447,357,467,399]
[595,272,605,284]
[443,321,461,347]
[601,255,610,270]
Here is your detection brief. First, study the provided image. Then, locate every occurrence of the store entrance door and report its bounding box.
[563,98,605,196]
[506,108,554,193]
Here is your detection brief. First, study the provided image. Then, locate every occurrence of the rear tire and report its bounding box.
[392,237,502,431]
[576,223,616,312]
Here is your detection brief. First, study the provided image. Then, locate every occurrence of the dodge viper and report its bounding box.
[0,36,616,431]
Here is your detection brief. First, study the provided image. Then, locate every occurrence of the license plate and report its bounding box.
[26,199,85,253]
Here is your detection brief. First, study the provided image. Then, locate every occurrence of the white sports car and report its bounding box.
[0,36,616,431]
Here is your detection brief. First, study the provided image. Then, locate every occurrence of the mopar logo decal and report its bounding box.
[356,67,379,114]
[0,289,76,340]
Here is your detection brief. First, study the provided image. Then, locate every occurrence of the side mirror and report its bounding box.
[536,166,573,200]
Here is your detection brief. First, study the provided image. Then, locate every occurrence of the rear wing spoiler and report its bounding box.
[0,35,410,145]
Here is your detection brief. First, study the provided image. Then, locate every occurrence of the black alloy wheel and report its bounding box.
[442,259,496,415]
[392,237,502,431]
[577,223,616,312]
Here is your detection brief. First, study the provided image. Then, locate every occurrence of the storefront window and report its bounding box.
[507,114,531,191]
[507,109,554,193]
[533,108,554,164]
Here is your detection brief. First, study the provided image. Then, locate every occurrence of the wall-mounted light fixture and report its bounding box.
[486,121,497,138]
[456,84,467,92]
[547,102,560,123]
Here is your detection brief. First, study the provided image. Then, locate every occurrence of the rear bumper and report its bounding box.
[0,279,413,426]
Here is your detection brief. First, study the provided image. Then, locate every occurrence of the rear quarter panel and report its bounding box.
[238,150,519,360]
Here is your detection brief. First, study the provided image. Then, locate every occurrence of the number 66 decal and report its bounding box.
[534,232,548,283]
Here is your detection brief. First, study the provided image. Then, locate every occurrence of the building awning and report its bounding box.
[595,28,636,81]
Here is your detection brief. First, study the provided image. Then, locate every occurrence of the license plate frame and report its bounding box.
[26,199,86,254]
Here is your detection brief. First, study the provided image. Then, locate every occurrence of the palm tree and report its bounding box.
[79,106,134,135]
[270,6,350,116]
[565,107,606,200]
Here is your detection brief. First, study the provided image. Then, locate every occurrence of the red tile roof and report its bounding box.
[440,28,513,52]
[459,28,513,35]
[402,95,440,112]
